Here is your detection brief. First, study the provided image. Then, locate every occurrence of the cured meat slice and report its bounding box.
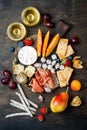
[45,76,55,88]
[35,71,43,86]
[37,68,50,78]
[36,68,55,88]
[31,68,58,93]
[31,78,44,93]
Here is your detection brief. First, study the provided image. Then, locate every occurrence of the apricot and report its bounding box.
[70,80,81,91]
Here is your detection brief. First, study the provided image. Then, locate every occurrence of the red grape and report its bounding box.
[9,80,17,89]
[45,22,54,28]
[1,78,10,85]
[43,13,51,22]
[3,70,11,78]
[71,36,79,44]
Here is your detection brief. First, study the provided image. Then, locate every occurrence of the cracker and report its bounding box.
[65,45,74,58]
[12,64,24,75]
[56,38,68,60]
[57,67,73,87]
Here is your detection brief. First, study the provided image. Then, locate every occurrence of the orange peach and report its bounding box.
[70,80,81,91]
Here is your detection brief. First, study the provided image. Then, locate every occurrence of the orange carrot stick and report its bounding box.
[42,31,50,57]
[37,29,42,57]
[46,33,60,57]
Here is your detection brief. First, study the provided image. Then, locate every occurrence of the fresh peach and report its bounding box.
[70,80,81,91]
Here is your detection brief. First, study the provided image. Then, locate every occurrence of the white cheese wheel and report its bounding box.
[18,46,37,65]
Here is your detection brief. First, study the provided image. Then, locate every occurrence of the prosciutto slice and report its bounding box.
[31,78,44,93]
[31,68,57,93]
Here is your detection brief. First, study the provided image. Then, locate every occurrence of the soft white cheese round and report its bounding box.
[18,46,37,65]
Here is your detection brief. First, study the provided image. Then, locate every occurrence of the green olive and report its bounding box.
[13,54,19,63]
[21,7,41,26]
[7,22,27,41]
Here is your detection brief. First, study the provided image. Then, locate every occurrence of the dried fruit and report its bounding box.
[70,96,82,107]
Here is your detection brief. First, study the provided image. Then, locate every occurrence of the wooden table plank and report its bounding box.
[0,0,87,129]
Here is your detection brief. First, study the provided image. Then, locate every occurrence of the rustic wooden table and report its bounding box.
[0,0,87,130]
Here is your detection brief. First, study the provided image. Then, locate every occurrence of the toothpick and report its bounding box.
[10,102,26,112]
[17,84,30,106]
[11,100,36,112]
[15,92,33,117]
[5,112,30,118]
[27,99,38,108]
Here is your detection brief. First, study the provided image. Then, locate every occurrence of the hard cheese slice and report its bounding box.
[57,67,73,87]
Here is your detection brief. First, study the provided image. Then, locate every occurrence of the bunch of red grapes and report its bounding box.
[43,13,55,28]
[1,70,17,89]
